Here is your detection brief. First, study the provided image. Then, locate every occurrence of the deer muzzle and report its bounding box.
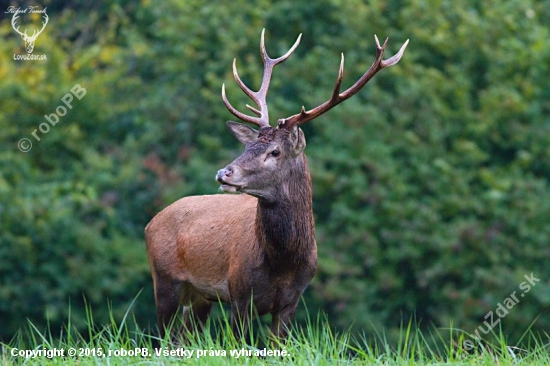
[216,166,245,193]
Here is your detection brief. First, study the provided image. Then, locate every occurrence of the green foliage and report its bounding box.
[1,0,549,347]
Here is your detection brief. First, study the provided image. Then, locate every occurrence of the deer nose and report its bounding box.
[216,166,233,182]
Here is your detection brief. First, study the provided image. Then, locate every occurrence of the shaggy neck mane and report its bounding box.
[255,154,315,267]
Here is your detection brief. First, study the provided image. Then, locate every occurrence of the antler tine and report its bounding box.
[380,36,409,68]
[222,29,302,128]
[11,14,25,36]
[38,13,49,34]
[222,83,263,127]
[30,13,49,39]
[280,36,409,128]
[260,29,302,69]
[11,12,49,38]
[222,60,264,127]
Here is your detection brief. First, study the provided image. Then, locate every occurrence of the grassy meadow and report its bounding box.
[1,298,548,365]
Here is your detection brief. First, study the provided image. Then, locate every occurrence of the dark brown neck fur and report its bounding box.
[255,154,315,270]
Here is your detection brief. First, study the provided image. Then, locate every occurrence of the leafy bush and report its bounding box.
[1,0,549,344]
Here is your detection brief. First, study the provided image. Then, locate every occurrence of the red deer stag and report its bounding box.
[145,30,408,340]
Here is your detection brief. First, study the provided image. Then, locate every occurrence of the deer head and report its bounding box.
[216,30,408,202]
[11,12,49,53]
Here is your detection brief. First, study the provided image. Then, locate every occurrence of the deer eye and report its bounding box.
[270,150,280,157]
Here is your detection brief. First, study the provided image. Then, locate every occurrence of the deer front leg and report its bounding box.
[230,297,253,340]
[153,276,183,341]
[180,285,213,341]
[270,298,299,342]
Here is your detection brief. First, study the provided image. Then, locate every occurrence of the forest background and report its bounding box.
[1,0,549,343]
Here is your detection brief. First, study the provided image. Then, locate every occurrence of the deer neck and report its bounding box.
[255,154,315,265]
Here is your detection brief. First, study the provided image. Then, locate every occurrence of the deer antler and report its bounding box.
[34,13,49,38]
[222,29,301,128]
[11,14,26,37]
[279,35,409,129]
[11,13,49,39]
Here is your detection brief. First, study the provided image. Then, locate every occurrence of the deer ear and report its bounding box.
[226,121,259,145]
[289,124,306,157]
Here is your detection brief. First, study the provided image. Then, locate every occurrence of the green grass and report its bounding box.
[1,298,549,365]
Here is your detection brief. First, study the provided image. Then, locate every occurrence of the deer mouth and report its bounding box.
[217,177,245,193]
[219,182,245,193]
[216,168,246,193]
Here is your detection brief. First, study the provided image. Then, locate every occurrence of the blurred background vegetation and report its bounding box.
[1,0,549,343]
